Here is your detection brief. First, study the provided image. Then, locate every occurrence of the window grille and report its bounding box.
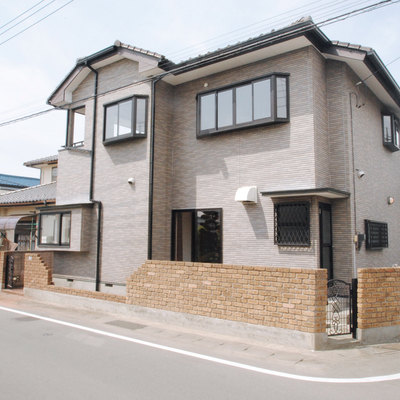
[365,220,388,249]
[274,202,310,246]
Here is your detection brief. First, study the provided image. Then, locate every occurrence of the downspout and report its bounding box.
[148,76,163,260]
[87,63,102,292]
[349,92,361,279]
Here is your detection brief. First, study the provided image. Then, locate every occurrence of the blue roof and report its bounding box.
[0,174,40,189]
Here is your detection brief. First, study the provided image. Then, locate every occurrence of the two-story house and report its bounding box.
[40,17,400,296]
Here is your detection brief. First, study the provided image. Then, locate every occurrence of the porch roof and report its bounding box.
[261,188,350,199]
[0,215,30,230]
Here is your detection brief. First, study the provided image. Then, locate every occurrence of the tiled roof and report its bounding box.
[23,155,58,167]
[0,174,40,189]
[115,40,164,59]
[0,182,56,205]
[331,41,372,52]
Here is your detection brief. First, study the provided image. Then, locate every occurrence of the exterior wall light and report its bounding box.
[388,196,394,205]
[127,178,135,185]
[356,169,365,178]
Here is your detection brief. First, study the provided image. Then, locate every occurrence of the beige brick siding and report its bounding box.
[126,260,327,333]
[358,267,400,329]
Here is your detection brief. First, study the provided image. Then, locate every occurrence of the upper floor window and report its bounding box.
[51,167,58,182]
[382,114,400,152]
[197,74,289,137]
[38,212,71,247]
[66,107,85,148]
[103,96,148,145]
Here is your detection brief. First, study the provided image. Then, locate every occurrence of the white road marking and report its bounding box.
[1,305,399,384]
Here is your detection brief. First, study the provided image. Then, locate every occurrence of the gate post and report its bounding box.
[351,278,358,339]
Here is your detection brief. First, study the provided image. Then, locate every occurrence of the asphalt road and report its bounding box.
[0,292,400,399]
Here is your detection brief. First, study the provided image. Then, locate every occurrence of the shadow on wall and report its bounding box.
[244,201,269,240]
[105,137,148,165]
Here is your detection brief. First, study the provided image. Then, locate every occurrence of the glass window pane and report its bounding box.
[73,109,85,144]
[253,79,271,120]
[394,119,399,147]
[105,105,119,139]
[383,115,392,142]
[200,93,216,130]
[196,210,221,263]
[118,100,132,136]
[236,84,252,124]
[40,214,60,245]
[61,214,71,245]
[217,90,233,128]
[135,98,146,134]
[276,77,287,118]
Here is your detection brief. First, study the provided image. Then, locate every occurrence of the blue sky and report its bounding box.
[1,0,400,178]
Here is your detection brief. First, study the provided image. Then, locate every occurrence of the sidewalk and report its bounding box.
[1,290,400,381]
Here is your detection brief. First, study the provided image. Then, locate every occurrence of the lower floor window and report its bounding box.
[274,202,310,246]
[365,220,388,249]
[172,209,222,263]
[39,212,71,246]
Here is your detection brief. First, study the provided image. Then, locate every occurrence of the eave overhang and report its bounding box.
[36,202,94,211]
[261,188,350,199]
[48,44,165,107]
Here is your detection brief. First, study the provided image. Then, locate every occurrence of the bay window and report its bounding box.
[103,96,148,144]
[197,74,289,137]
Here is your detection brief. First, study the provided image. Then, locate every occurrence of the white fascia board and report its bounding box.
[162,36,311,86]
[324,52,400,113]
[117,48,161,74]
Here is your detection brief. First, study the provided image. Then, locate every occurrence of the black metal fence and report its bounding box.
[326,279,357,338]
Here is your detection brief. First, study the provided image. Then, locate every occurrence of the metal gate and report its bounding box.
[5,255,14,289]
[327,279,357,337]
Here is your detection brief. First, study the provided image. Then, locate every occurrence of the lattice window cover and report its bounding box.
[274,202,310,246]
[365,220,388,249]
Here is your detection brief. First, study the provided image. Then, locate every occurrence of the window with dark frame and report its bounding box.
[382,114,400,152]
[66,107,85,148]
[365,220,388,249]
[51,167,58,182]
[103,96,148,144]
[274,202,310,246]
[38,212,71,246]
[197,74,289,137]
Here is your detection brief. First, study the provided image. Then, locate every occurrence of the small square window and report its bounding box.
[274,202,310,246]
[365,220,388,249]
[103,96,148,145]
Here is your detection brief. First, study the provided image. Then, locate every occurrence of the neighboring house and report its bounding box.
[0,174,39,194]
[23,155,59,185]
[0,156,57,251]
[36,17,400,296]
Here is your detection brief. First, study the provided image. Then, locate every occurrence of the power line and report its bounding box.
[0,0,57,37]
[0,0,75,47]
[0,0,46,30]
[0,0,399,128]
[168,0,376,62]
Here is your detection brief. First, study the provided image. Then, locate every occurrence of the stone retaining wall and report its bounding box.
[24,253,125,303]
[358,267,400,330]
[126,260,327,334]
